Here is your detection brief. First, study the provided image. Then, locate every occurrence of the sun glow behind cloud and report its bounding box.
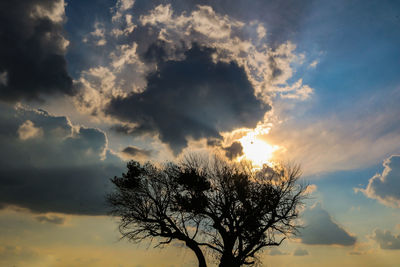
[238,131,279,167]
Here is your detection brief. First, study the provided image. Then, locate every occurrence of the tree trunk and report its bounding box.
[219,254,240,267]
[185,240,207,267]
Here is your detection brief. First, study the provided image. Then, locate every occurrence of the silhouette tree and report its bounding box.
[108,154,307,267]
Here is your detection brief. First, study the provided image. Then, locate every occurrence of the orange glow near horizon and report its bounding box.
[238,132,279,167]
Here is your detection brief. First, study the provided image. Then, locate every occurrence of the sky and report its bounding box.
[0,0,400,266]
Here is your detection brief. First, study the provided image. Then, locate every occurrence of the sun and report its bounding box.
[238,132,278,167]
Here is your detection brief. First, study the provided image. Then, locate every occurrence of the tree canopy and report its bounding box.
[108,154,307,267]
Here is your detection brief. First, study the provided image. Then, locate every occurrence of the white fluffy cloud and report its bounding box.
[30,0,66,23]
[83,22,107,46]
[18,120,43,140]
[74,42,147,116]
[112,0,135,22]
[138,4,312,102]
[74,4,312,118]
[357,155,400,208]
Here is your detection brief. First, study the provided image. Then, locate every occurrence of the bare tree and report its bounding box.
[108,154,307,267]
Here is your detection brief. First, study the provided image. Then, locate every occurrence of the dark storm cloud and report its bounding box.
[223,141,244,160]
[0,0,73,102]
[122,146,152,158]
[107,44,270,154]
[142,40,171,64]
[0,103,124,215]
[372,229,400,250]
[300,204,356,246]
[111,124,135,135]
[0,165,120,215]
[110,123,157,137]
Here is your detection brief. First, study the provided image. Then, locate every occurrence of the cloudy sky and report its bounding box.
[1,0,400,266]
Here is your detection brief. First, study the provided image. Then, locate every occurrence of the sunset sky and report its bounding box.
[1,0,400,266]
